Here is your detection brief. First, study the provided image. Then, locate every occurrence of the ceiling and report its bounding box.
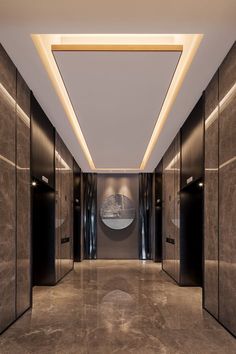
[0,0,235,173]
[53,50,181,169]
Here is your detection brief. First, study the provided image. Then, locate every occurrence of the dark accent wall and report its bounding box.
[73,160,81,262]
[139,173,153,260]
[0,44,31,333]
[204,42,236,336]
[97,174,139,259]
[83,173,97,259]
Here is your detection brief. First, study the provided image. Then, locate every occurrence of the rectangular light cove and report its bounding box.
[32,34,203,171]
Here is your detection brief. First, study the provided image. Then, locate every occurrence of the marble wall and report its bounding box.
[204,42,236,336]
[162,133,180,283]
[204,72,219,318]
[0,44,17,333]
[16,72,31,316]
[0,44,31,333]
[55,132,74,282]
[218,42,236,335]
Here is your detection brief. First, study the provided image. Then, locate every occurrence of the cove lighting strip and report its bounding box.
[31,34,203,171]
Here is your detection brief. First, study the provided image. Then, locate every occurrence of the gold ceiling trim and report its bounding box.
[52,44,183,52]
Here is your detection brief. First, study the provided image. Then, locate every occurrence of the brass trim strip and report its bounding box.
[52,44,183,52]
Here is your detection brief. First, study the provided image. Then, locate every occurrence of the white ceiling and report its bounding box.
[53,50,181,168]
[0,0,235,173]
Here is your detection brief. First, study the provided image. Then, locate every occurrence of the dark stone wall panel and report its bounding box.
[55,132,73,282]
[219,41,236,336]
[203,41,236,336]
[0,44,16,333]
[16,72,31,316]
[219,160,236,334]
[204,72,219,318]
[162,134,180,282]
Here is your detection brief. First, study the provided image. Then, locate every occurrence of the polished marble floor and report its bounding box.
[0,260,236,354]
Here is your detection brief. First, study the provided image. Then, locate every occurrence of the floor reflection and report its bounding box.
[0,260,236,354]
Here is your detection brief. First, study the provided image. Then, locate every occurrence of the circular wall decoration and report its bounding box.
[100,194,135,230]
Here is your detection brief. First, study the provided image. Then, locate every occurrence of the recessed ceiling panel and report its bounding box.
[53,50,181,168]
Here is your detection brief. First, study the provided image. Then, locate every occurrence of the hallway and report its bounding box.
[0,261,235,354]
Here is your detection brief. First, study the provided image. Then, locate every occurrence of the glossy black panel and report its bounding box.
[73,160,81,262]
[83,173,97,259]
[31,95,55,189]
[32,181,55,285]
[180,180,203,286]
[139,173,153,260]
[181,97,204,189]
[154,161,163,262]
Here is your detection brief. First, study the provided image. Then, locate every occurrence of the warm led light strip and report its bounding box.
[52,43,182,171]
[140,35,202,170]
[165,152,180,171]
[52,44,183,52]
[219,156,236,169]
[205,82,236,130]
[32,34,203,171]
[32,35,95,170]
[168,79,236,172]
[0,83,30,170]
[0,83,30,127]
[55,150,72,171]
